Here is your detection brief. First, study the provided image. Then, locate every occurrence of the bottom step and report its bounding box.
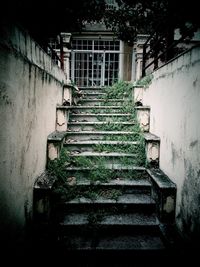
[59,232,165,251]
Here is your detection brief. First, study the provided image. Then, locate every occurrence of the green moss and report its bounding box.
[134,74,153,88]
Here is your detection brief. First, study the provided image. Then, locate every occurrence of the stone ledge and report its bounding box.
[144,132,160,142]
[33,171,57,222]
[64,83,74,88]
[133,85,145,88]
[135,106,150,110]
[147,168,176,189]
[56,105,70,110]
[47,131,67,161]
[47,131,67,142]
[34,171,56,190]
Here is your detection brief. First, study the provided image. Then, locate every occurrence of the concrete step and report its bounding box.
[65,164,146,171]
[58,230,165,252]
[68,106,125,114]
[81,92,106,99]
[78,99,129,106]
[60,213,159,236]
[96,232,165,251]
[63,166,150,191]
[69,151,139,165]
[67,121,135,131]
[65,131,140,141]
[57,175,151,195]
[79,87,105,94]
[61,213,158,227]
[64,140,139,153]
[59,213,159,236]
[58,193,156,214]
[69,113,132,122]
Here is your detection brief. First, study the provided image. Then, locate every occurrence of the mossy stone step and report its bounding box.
[65,131,140,141]
[68,105,127,114]
[81,92,106,99]
[64,140,139,153]
[69,113,132,122]
[78,99,130,106]
[68,121,135,131]
[61,213,158,227]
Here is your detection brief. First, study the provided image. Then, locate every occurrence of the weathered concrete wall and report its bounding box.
[142,46,200,241]
[0,22,65,243]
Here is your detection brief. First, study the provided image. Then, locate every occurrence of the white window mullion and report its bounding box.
[102,52,105,86]
[71,51,75,82]
[119,40,124,80]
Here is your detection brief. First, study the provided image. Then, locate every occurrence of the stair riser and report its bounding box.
[79,88,104,94]
[55,237,166,255]
[58,225,160,237]
[78,100,125,106]
[81,94,106,100]
[69,156,138,166]
[70,108,124,114]
[68,124,134,131]
[57,203,156,214]
[64,144,139,153]
[65,133,134,141]
[69,115,131,122]
[63,168,148,179]
[55,183,151,195]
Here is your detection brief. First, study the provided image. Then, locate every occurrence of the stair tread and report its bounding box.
[61,213,158,226]
[61,234,165,251]
[66,193,155,205]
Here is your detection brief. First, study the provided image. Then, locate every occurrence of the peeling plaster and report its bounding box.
[163,196,175,214]
[190,140,198,148]
[179,166,200,241]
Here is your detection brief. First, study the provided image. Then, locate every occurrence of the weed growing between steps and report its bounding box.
[48,148,146,202]
[52,180,123,203]
[103,80,133,99]
[49,160,123,202]
[49,81,147,201]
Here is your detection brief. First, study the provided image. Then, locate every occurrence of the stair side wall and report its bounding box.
[0,21,65,244]
[142,45,200,243]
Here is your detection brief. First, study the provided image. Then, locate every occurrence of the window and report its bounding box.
[70,39,120,87]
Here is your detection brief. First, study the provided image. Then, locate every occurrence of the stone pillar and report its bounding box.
[56,106,69,132]
[131,46,136,82]
[135,34,149,81]
[60,32,72,83]
[119,40,124,80]
[135,106,150,132]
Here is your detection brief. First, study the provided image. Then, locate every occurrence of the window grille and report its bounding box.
[70,39,120,87]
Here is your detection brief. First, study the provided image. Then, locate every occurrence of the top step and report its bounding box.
[79,87,105,94]
[81,93,106,99]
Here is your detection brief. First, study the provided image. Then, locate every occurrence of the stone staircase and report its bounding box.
[33,83,178,265]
